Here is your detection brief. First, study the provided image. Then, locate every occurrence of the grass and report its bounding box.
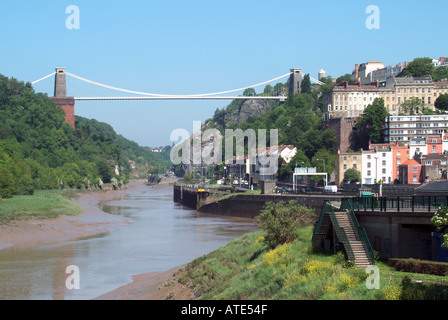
[178,226,448,300]
[0,189,83,224]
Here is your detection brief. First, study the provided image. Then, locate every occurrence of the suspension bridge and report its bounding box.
[31,67,325,128]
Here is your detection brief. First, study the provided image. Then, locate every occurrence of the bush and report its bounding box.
[255,201,316,248]
[389,258,448,276]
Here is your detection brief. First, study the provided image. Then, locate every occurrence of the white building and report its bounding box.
[361,144,393,184]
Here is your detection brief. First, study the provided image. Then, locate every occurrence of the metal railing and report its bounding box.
[313,200,355,262]
[351,195,448,213]
[340,199,375,264]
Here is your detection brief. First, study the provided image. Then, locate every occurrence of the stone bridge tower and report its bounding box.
[289,68,303,96]
[50,68,75,129]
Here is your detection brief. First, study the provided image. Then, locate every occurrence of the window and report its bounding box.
[432,146,436,151]
[367,162,371,168]
[397,151,401,156]
[413,167,418,173]
[353,164,357,169]
[367,170,371,176]
[382,160,386,166]
[413,176,418,182]
[382,168,386,174]
[382,153,386,157]
[343,164,347,170]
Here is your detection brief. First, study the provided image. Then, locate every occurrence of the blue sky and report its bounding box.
[1,0,447,147]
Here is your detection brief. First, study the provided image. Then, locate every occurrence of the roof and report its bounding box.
[401,159,421,166]
[415,180,448,194]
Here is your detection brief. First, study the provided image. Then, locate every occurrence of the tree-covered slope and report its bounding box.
[0,74,170,198]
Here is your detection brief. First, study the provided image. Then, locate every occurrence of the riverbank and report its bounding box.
[0,186,134,252]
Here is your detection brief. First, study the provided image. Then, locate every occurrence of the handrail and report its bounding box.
[318,201,356,262]
[340,199,375,264]
[350,195,448,213]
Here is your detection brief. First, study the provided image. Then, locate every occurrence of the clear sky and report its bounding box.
[1,0,447,147]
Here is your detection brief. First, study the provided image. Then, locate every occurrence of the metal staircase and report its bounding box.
[312,200,375,268]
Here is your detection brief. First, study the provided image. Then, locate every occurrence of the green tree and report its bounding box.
[97,160,113,183]
[433,66,448,82]
[263,85,273,95]
[256,201,316,248]
[435,94,448,111]
[0,166,14,198]
[399,97,425,115]
[351,98,389,151]
[431,207,448,248]
[402,57,435,77]
[301,74,312,94]
[243,88,256,97]
[344,168,361,183]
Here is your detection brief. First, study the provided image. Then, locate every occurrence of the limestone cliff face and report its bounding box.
[180,99,277,176]
[224,99,275,126]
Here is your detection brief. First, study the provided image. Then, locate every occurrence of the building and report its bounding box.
[361,143,393,184]
[324,75,448,120]
[351,62,384,85]
[370,62,408,85]
[409,137,427,157]
[335,151,362,186]
[398,159,422,184]
[382,75,439,114]
[415,152,448,180]
[322,117,358,153]
[225,145,297,182]
[391,143,411,182]
[322,82,380,119]
[384,115,448,143]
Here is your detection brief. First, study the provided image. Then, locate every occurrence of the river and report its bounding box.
[0,184,259,300]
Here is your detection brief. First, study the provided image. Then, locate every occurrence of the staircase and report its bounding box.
[312,200,374,269]
[332,211,372,268]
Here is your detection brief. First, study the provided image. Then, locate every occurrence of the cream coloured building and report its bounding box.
[323,76,448,119]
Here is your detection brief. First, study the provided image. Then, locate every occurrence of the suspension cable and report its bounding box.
[65,71,293,97]
[31,72,56,85]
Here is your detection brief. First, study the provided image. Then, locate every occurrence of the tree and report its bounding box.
[431,207,448,248]
[399,97,425,115]
[301,74,312,94]
[344,168,361,184]
[433,66,448,82]
[97,160,113,183]
[243,88,256,97]
[351,98,389,151]
[263,85,273,95]
[435,94,448,112]
[402,57,435,77]
[256,201,316,248]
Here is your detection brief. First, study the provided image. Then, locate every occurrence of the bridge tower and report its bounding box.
[50,68,75,129]
[289,68,303,96]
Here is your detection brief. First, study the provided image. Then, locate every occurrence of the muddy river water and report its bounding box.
[0,184,259,300]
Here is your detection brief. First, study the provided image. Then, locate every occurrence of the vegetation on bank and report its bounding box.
[178,201,448,300]
[179,227,448,300]
[0,189,83,224]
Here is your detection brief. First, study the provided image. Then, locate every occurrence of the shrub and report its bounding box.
[256,201,316,248]
[389,258,448,276]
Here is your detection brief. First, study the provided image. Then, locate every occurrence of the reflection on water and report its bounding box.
[0,185,258,300]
